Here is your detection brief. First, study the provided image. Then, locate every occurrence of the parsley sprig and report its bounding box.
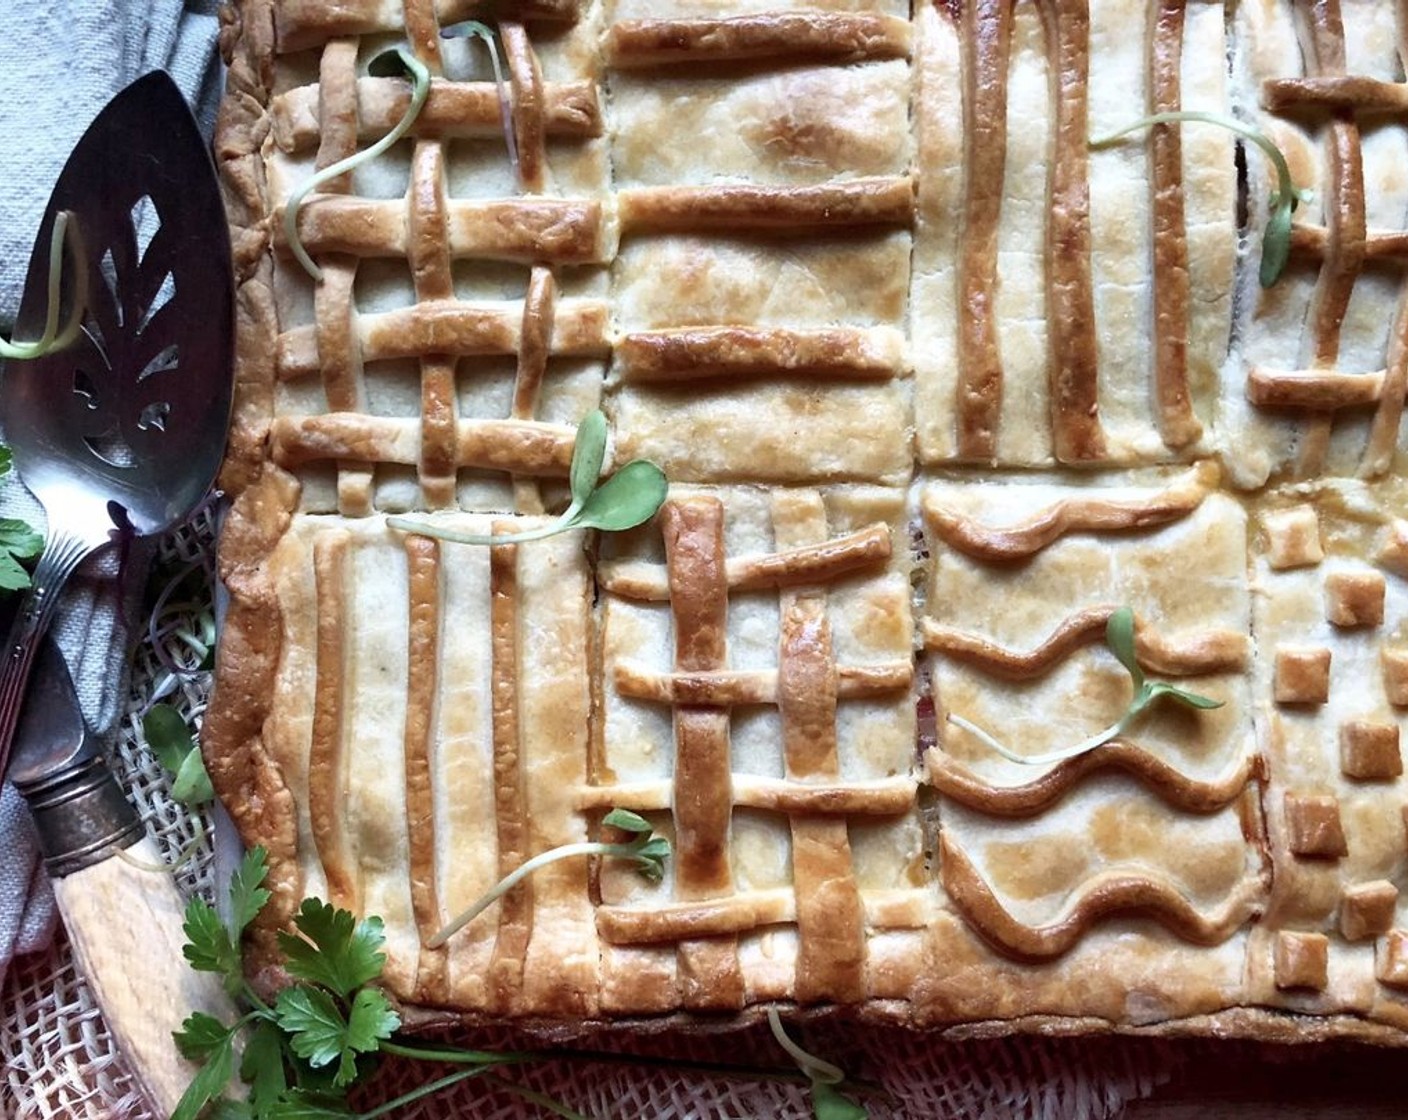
[947,606,1223,767]
[172,847,556,1120]
[388,410,668,548]
[1090,110,1311,287]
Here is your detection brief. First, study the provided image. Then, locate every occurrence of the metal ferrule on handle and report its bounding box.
[0,526,102,780]
[14,754,144,877]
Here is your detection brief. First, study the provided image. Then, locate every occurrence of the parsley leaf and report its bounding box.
[275,986,394,1088]
[0,516,40,591]
[240,1020,289,1114]
[230,846,273,937]
[182,895,243,995]
[278,899,387,998]
[174,1011,237,1062]
[171,1025,238,1120]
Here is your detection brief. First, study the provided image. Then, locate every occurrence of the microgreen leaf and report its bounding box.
[571,459,669,532]
[1103,607,1143,690]
[569,408,608,506]
[813,1081,870,1120]
[285,46,430,282]
[171,1025,238,1120]
[440,20,519,179]
[172,746,216,806]
[144,703,215,807]
[767,1009,868,1120]
[387,412,668,548]
[947,605,1223,767]
[1090,110,1308,287]
[0,446,12,476]
[278,899,388,998]
[601,808,652,834]
[430,811,671,947]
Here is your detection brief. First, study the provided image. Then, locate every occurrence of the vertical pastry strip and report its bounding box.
[956,0,1013,462]
[1043,0,1106,463]
[1149,0,1201,448]
[663,498,744,1010]
[774,492,865,1004]
[310,531,357,914]
[488,539,531,1010]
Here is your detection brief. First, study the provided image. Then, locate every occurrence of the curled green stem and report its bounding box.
[284,47,431,282]
[2,211,87,360]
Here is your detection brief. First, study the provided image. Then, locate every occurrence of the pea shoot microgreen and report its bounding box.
[284,46,431,282]
[767,1009,868,1120]
[946,606,1223,768]
[440,20,520,180]
[387,410,668,548]
[1090,111,1311,287]
[143,703,215,807]
[428,808,669,948]
[1,210,87,361]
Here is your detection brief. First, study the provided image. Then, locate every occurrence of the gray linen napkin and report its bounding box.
[0,0,222,993]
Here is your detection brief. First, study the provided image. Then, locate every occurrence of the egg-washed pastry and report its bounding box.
[207,0,1408,1039]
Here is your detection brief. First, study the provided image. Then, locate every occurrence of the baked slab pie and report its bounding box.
[208,0,1408,1039]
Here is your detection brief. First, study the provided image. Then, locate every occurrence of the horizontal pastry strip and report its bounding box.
[275,197,607,264]
[611,660,912,706]
[1263,75,1408,113]
[604,13,911,67]
[599,524,892,600]
[1247,366,1399,410]
[617,178,914,235]
[277,300,610,379]
[271,78,601,151]
[576,775,917,817]
[927,744,1261,817]
[615,327,907,383]
[269,415,574,475]
[275,0,580,52]
[597,887,931,944]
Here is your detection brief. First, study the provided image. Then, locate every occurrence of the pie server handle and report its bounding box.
[12,648,241,1119]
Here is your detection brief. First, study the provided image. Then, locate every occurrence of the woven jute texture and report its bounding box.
[0,513,1183,1119]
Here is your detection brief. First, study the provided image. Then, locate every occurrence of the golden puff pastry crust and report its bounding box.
[207,0,1408,1040]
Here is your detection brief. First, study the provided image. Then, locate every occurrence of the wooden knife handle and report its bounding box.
[52,835,241,1119]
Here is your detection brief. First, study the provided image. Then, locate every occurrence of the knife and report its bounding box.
[12,638,239,1119]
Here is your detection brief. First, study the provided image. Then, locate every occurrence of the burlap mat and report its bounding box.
[0,512,1184,1119]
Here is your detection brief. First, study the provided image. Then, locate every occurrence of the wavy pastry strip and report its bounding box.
[927,744,1261,817]
[922,461,1218,560]
[940,832,1262,962]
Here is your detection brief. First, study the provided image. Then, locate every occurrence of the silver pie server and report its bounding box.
[0,70,234,782]
[0,71,238,1119]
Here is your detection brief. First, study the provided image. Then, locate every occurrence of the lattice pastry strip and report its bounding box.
[262,2,611,516]
[594,486,921,1011]
[1226,0,1408,486]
